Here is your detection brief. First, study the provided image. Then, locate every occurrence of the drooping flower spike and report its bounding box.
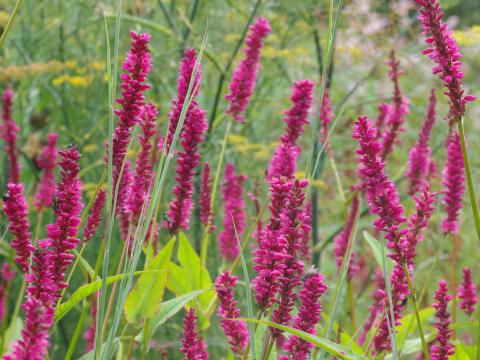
[3,183,34,273]
[34,133,59,210]
[406,90,436,195]
[267,80,314,180]
[180,308,209,360]
[381,50,409,160]
[431,280,455,360]
[225,17,271,123]
[218,163,247,261]
[214,272,249,355]
[1,85,20,184]
[111,31,152,188]
[416,0,475,120]
[441,132,465,234]
[83,189,107,243]
[458,268,477,316]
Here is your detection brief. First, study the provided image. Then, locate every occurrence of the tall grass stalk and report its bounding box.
[0,0,23,49]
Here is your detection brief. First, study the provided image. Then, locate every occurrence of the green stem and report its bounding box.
[64,300,89,360]
[261,334,273,360]
[403,264,429,360]
[456,118,480,360]
[0,0,23,49]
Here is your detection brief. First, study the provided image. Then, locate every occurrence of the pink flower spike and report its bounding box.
[416,0,475,120]
[45,146,83,296]
[218,163,247,261]
[431,280,455,360]
[458,268,477,316]
[83,189,107,243]
[381,50,410,160]
[199,162,215,232]
[406,90,436,195]
[441,132,465,234]
[166,48,202,153]
[3,183,34,273]
[215,272,249,354]
[128,103,157,222]
[267,80,314,180]
[1,85,20,184]
[333,195,360,279]
[166,104,208,234]
[283,272,327,360]
[111,31,151,185]
[181,308,209,360]
[0,264,15,323]
[34,133,59,210]
[225,17,271,123]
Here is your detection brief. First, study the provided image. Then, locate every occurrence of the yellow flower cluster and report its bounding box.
[52,74,93,87]
[228,134,275,161]
[0,61,65,81]
[454,26,480,47]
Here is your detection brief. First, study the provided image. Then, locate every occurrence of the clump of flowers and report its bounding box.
[218,163,247,261]
[225,17,271,122]
[215,272,249,355]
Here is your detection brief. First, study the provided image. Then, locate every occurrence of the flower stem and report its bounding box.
[402,264,429,360]
[456,118,480,360]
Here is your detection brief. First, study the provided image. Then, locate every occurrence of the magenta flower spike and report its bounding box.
[45,146,83,295]
[180,308,209,360]
[34,133,59,210]
[271,180,309,343]
[6,241,56,360]
[267,80,314,180]
[218,163,247,261]
[166,103,208,234]
[375,103,391,140]
[431,280,455,360]
[458,268,477,316]
[406,90,436,195]
[381,50,410,160]
[1,85,20,184]
[319,89,334,155]
[166,48,202,153]
[416,0,476,120]
[215,272,249,355]
[282,272,327,360]
[225,17,271,123]
[111,32,151,184]
[128,103,157,222]
[199,162,215,232]
[252,178,292,311]
[441,132,465,234]
[83,189,107,243]
[3,183,34,273]
[333,195,360,279]
[0,264,15,323]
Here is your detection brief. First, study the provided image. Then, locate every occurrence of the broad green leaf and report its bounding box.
[55,271,153,322]
[239,318,368,360]
[452,342,473,360]
[73,248,95,278]
[124,237,175,323]
[168,233,215,329]
[363,231,394,272]
[397,307,435,346]
[451,321,478,330]
[3,316,22,352]
[386,332,434,359]
[135,289,208,344]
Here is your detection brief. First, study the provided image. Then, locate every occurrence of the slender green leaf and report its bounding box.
[363,231,393,273]
[385,332,434,360]
[397,307,435,346]
[104,13,172,35]
[238,318,368,360]
[124,237,175,323]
